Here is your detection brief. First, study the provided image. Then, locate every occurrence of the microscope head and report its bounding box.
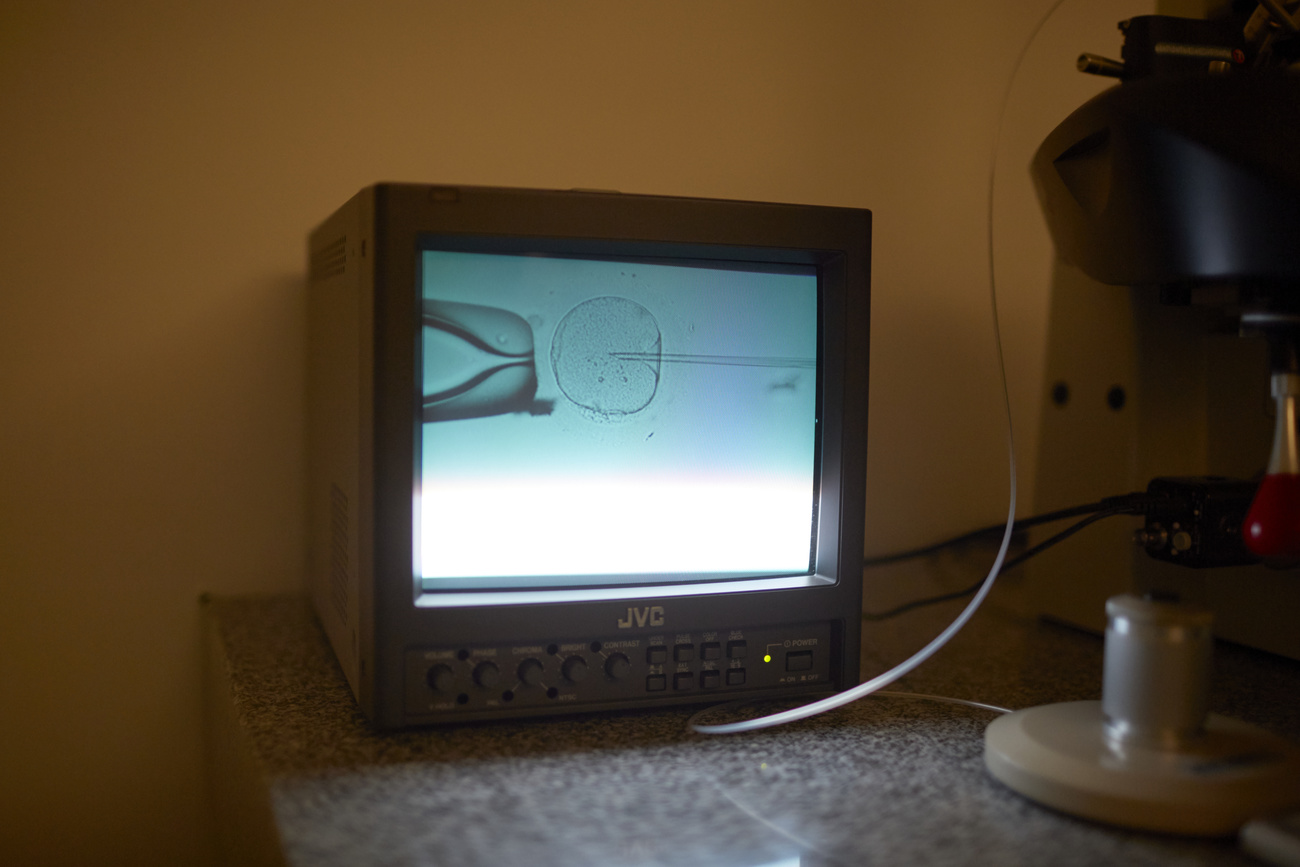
[1033,6,1300,564]
[1033,51,1300,303]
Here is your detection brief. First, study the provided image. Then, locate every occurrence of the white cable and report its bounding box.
[692,0,1071,735]
[873,690,1013,716]
[684,689,1012,734]
[689,480,1014,734]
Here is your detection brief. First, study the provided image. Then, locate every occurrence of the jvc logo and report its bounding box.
[617,605,664,629]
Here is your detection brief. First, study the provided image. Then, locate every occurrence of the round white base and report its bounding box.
[984,701,1300,836]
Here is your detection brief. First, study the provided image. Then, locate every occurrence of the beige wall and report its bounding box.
[0,2,1145,864]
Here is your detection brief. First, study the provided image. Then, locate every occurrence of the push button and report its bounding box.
[646,675,667,692]
[674,644,695,663]
[646,646,668,665]
[726,669,746,686]
[701,642,722,660]
[727,640,747,659]
[785,651,813,672]
[674,672,695,690]
[700,670,721,688]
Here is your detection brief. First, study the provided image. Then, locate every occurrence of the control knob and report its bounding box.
[473,660,501,688]
[426,663,456,693]
[561,655,589,683]
[604,652,631,680]
[517,658,545,687]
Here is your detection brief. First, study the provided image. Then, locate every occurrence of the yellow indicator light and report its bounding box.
[763,654,772,663]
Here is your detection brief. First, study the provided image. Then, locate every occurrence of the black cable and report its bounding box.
[861,504,1141,622]
[862,492,1148,567]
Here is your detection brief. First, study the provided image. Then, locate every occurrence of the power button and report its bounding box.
[785,650,814,672]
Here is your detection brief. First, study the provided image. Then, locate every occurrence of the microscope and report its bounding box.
[984,3,1300,838]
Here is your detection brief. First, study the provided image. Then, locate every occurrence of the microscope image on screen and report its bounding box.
[418,250,820,587]
[422,293,670,423]
[422,273,815,424]
[422,298,545,422]
[549,295,663,419]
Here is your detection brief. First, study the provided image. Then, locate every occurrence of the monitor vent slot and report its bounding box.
[329,483,350,625]
[311,235,347,282]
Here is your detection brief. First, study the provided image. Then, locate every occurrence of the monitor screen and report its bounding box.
[418,249,821,591]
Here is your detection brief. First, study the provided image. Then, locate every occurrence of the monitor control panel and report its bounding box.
[403,621,835,722]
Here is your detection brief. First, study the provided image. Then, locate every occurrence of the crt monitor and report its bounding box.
[307,184,870,728]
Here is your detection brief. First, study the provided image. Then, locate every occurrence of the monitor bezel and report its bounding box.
[367,184,867,612]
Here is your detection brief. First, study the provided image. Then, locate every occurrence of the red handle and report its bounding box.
[1244,473,1300,562]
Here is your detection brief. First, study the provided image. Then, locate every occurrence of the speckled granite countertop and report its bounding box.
[203,591,1300,867]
